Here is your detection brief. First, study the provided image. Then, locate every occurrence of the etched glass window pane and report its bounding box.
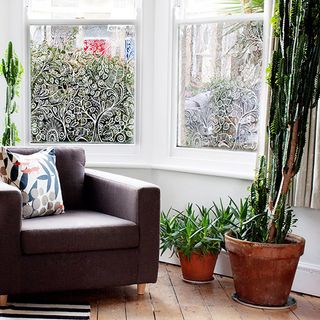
[28,0,136,19]
[177,21,263,151]
[30,25,135,143]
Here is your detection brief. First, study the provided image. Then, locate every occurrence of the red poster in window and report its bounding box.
[83,39,111,55]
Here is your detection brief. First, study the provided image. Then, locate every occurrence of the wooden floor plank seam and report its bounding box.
[197,284,215,320]
[218,277,245,319]
[166,265,187,320]
[124,296,128,320]
[148,292,157,320]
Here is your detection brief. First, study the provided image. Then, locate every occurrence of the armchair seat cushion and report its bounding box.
[21,210,139,254]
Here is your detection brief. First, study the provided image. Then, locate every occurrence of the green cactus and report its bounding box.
[0,41,23,146]
[266,0,320,242]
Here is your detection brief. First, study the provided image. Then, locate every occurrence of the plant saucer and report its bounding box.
[231,293,297,310]
[182,277,215,284]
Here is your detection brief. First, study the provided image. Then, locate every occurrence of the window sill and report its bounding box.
[151,163,254,180]
[26,142,255,180]
[86,161,254,180]
[87,161,151,169]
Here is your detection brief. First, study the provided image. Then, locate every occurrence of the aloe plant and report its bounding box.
[160,203,231,259]
[266,0,320,242]
[233,157,269,242]
[0,41,23,146]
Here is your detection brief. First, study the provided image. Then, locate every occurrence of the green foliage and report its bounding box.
[242,0,264,13]
[249,156,268,218]
[271,0,280,37]
[229,157,269,242]
[0,41,23,146]
[266,0,320,241]
[160,203,232,259]
[274,195,297,243]
[228,156,296,243]
[215,0,264,14]
[211,200,237,247]
[269,0,320,190]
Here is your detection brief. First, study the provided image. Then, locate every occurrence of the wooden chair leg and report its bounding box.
[0,295,7,306]
[137,283,146,295]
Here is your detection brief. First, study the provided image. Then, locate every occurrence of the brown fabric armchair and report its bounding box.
[0,147,160,304]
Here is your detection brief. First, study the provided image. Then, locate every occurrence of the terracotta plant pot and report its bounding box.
[178,251,218,282]
[225,231,305,307]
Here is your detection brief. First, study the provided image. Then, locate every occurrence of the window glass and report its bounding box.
[28,0,136,20]
[178,22,263,150]
[177,21,263,151]
[179,0,264,19]
[30,25,135,143]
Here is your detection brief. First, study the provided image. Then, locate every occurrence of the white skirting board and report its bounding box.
[159,250,320,297]
[292,262,320,297]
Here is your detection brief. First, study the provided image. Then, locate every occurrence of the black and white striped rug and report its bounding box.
[0,302,90,319]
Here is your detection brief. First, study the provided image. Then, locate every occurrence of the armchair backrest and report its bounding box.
[7,147,86,210]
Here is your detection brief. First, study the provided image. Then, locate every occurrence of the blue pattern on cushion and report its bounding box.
[0,147,64,219]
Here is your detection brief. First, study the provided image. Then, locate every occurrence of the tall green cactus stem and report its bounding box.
[0,41,23,146]
[267,0,320,242]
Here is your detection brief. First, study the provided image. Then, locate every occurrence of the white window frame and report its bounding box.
[22,0,155,166]
[152,0,272,180]
[11,0,273,178]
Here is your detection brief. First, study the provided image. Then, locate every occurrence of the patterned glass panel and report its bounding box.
[177,21,263,151]
[30,25,135,143]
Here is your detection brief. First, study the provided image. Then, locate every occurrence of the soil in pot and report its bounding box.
[225,232,305,307]
[178,251,218,282]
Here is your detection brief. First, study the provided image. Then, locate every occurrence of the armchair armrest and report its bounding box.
[0,181,22,293]
[84,169,160,223]
[84,169,160,283]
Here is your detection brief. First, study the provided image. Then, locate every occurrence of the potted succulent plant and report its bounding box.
[0,41,23,146]
[224,0,320,307]
[160,203,232,282]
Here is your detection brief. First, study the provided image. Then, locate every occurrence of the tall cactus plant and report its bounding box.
[266,0,320,242]
[0,41,23,146]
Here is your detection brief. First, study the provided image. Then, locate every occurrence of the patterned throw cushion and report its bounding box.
[0,147,64,219]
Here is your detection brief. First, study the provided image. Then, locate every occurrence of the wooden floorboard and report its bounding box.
[90,301,98,320]
[92,263,319,320]
[289,293,320,320]
[10,263,320,320]
[97,287,126,320]
[125,285,154,320]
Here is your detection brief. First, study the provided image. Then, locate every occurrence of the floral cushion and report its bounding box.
[0,147,64,219]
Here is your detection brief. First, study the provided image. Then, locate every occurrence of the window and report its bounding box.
[176,0,264,152]
[22,0,269,174]
[28,0,137,144]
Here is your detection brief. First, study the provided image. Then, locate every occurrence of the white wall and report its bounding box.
[97,166,320,297]
[295,208,320,265]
